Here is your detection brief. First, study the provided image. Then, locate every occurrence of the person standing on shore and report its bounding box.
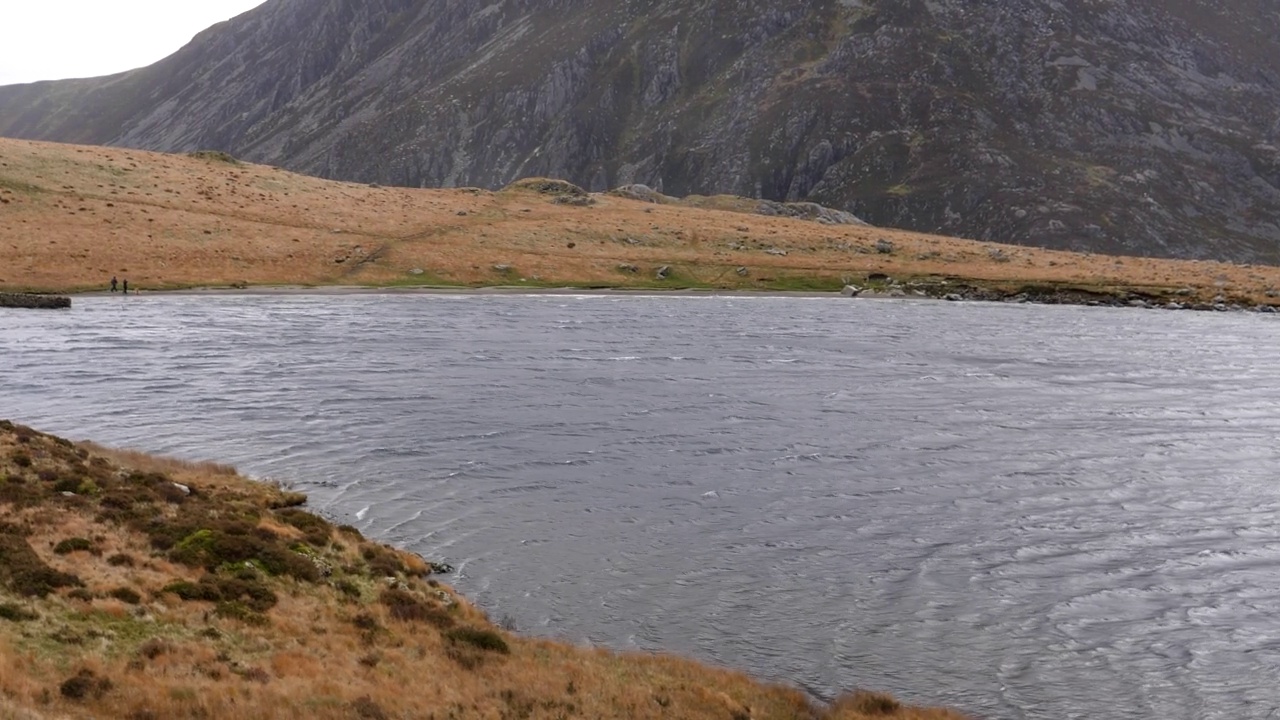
[110,276,118,292]
[122,279,128,295]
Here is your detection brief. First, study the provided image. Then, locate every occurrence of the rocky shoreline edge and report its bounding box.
[843,278,1279,313]
[0,292,71,309]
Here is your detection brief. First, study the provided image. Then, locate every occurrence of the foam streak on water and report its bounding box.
[3,294,1280,719]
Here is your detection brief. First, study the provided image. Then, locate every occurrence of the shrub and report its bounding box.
[138,639,170,660]
[10,450,32,468]
[54,537,94,555]
[268,491,308,509]
[379,589,454,628]
[59,669,112,701]
[0,533,83,597]
[350,612,380,631]
[445,627,510,654]
[166,526,319,582]
[362,543,427,578]
[163,575,277,612]
[361,544,406,577]
[109,587,142,604]
[107,553,135,567]
[214,601,269,626]
[831,690,902,716]
[0,474,43,506]
[335,578,362,599]
[275,508,332,547]
[162,580,217,602]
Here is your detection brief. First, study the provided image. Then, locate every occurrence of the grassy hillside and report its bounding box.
[2,137,1279,306]
[0,421,969,719]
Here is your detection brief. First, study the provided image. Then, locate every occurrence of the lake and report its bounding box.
[3,292,1280,719]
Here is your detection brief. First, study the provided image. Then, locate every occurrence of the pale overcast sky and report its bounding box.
[0,1,267,86]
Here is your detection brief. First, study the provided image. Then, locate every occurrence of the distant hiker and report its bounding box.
[110,276,118,292]
[122,279,129,295]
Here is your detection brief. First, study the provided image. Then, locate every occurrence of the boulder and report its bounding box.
[610,184,670,204]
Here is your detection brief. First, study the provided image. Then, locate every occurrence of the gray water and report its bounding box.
[3,294,1280,719]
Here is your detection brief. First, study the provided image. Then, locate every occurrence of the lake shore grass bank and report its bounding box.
[0,420,969,720]
[3,137,1280,311]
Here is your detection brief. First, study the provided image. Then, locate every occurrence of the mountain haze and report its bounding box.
[2,0,1280,261]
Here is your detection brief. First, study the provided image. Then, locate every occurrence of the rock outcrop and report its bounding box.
[0,293,71,309]
[1,0,1279,261]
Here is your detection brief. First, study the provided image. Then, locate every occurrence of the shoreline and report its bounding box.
[72,284,843,299]
[61,280,1280,313]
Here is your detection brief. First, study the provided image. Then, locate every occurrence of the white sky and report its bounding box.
[0,1,268,86]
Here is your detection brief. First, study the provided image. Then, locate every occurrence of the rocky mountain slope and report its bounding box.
[2,0,1279,262]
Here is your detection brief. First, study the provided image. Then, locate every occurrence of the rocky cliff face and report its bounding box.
[3,0,1279,261]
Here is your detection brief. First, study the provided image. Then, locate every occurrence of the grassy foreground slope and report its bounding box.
[2,137,1279,305]
[0,421,968,720]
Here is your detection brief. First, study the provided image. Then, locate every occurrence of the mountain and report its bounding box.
[2,0,1279,262]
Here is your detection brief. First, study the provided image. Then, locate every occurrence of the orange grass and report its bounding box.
[0,421,969,719]
[0,137,1276,306]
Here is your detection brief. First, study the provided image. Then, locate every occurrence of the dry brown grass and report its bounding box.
[1,137,1276,305]
[0,421,969,719]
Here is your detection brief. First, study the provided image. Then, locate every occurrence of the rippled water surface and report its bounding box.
[4,294,1280,718]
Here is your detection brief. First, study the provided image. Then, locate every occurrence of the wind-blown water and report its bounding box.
[3,293,1280,719]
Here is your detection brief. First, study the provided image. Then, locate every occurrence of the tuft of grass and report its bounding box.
[445,626,510,654]
[53,537,94,555]
[108,587,142,605]
[0,177,46,194]
[269,490,308,509]
[0,603,39,622]
[138,639,171,660]
[59,669,112,701]
[276,507,333,547]
[830,690,902,716]
[503,178,587,197]
[379,588,454,628]
[335,578,362,599]
[350,695,389,720]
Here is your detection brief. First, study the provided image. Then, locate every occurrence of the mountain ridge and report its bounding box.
[2,0,1279,262]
